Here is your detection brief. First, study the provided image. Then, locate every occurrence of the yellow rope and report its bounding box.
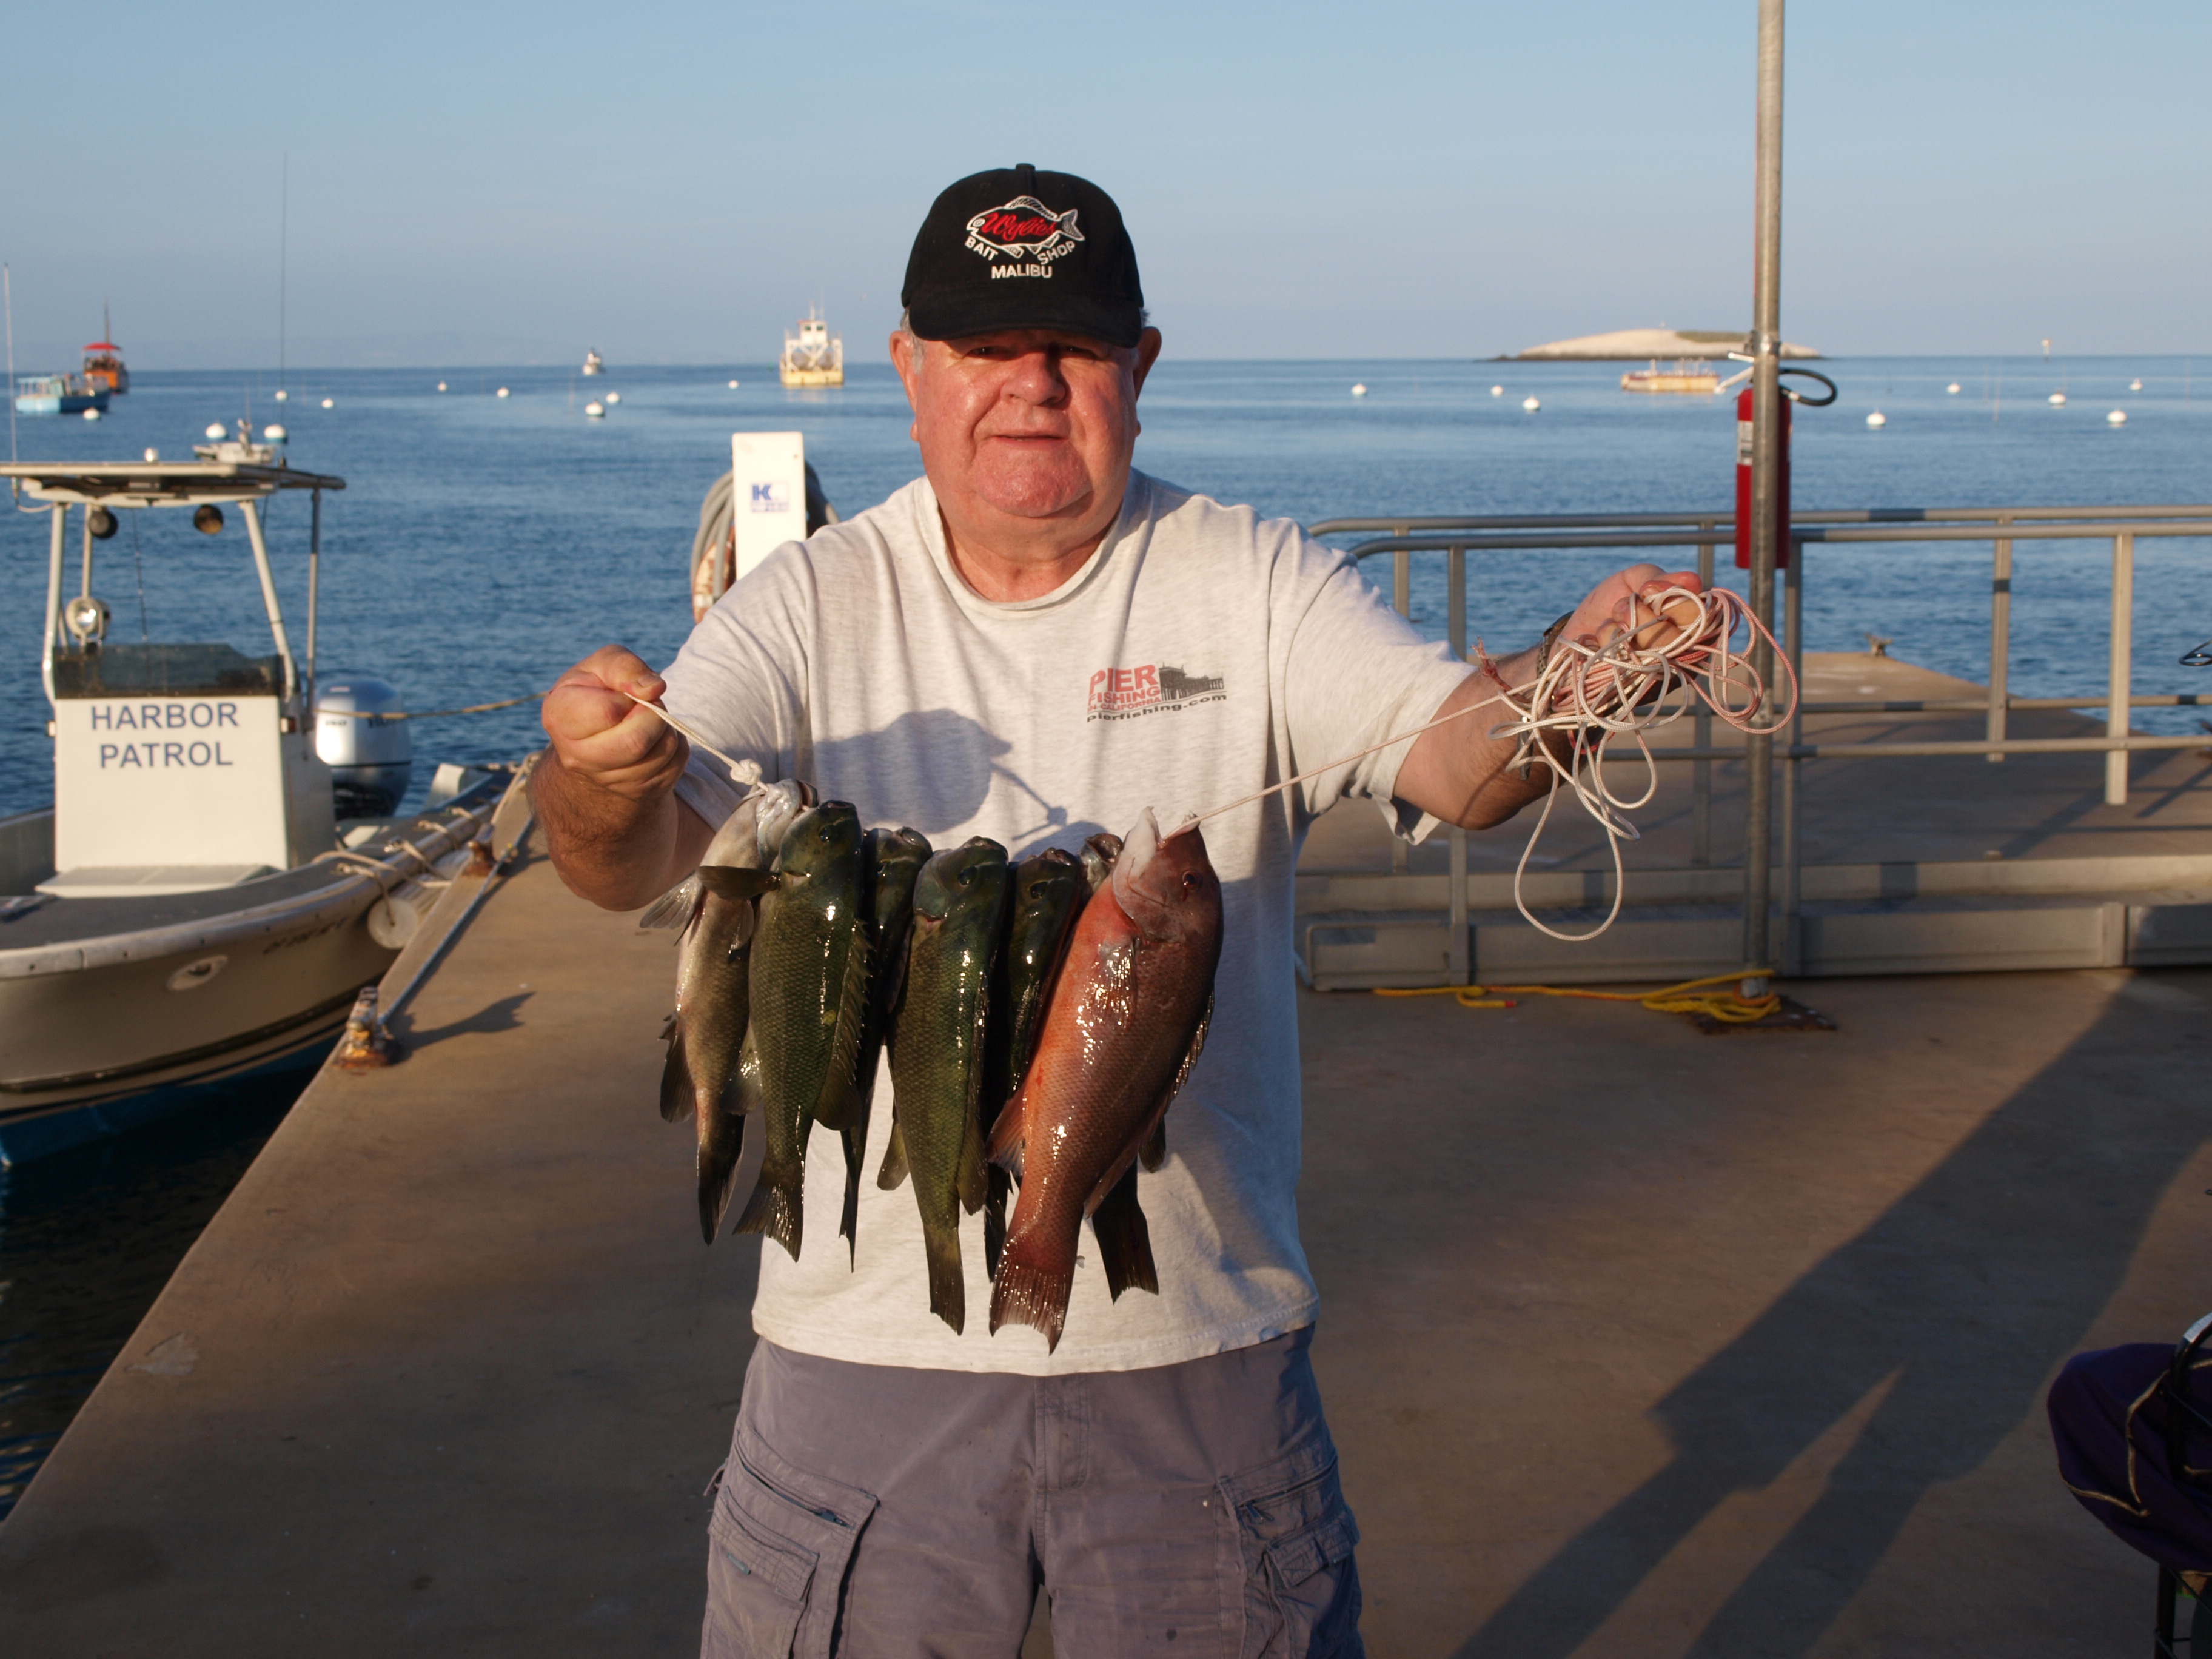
[1375,970,1783,1024]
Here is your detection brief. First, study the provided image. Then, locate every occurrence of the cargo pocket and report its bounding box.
[1221,1442,1363,1659]
[702,1431,879,1659]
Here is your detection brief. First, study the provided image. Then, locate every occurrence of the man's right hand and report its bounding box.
[534,646,712,911]
[541,645,691,800]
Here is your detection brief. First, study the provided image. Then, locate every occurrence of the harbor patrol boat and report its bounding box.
[0,456,505,1162]
[779,309,843,387]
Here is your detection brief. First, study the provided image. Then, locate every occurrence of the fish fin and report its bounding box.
[923,1222,965,1335]
[984,1082,1027,1176]
[659,1026,694,1124]
[1139,995,1210,1171]
[956,989,990,1215]
[876,1116,911,1190]
[839,1124,864,1267]
[812,926,874,1131]
[732,1158,802,1259]
[984,1165,1010,1280]
[637,875,702,931]
[1091,1163,1158,1301]
[696,1106,746,1244]
[697,865,779,902]
[988,1236,1072,1353]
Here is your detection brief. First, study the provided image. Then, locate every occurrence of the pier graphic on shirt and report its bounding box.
[1085,663,1227,723]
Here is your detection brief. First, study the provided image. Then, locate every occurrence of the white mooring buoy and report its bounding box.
[1866,411,1888,428]
[1350,383,1367,397]
[2048,392,2067,406]
[2130,378,2143,391]
[1490,385,1504,397]
[204,423,227,440]
[142,447,159,463]
[585,401,605,419]
[1946,383,1961,394]
[82,407,99,421]
[437,381,448,392]
[2107,409,2128,426]
[1522,395,1541,412]
[273,388,289,403]
[496,387,510,398]
[727,379,740,389]
[321,397,335,409]
[263,424,287,443]
[604,391,620,405]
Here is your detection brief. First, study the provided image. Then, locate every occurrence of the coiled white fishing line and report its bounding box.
[1483,583,1797,940]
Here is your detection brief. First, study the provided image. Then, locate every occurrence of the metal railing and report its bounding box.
[1310,504,2212,983]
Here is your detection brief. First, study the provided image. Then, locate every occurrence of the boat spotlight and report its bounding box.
[87,506,118,540]
[194,504,225,535]
[64,594,111,645]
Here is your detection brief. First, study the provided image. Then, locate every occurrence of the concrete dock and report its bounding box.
[1,761,2208,1654]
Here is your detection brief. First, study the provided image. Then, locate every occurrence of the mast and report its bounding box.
[280,153,289,398]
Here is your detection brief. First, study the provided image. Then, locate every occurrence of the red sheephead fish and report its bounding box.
[985,808,1221,1351]
[964,196,1085,260]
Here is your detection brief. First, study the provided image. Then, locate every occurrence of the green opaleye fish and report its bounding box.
[837,826,931,1264]
[888,837,1008,1333]
[734,801,871,1259]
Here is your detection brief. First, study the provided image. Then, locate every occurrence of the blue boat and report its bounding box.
[14,373,111,417]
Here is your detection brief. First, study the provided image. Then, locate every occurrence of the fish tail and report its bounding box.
[1091,1167,1158,1301]
[732,1157,803,1259]
[659,1029,693,1123]
[695,1107,746,1244]
[988,1234,1073,1352]
[923,1222,965,1335]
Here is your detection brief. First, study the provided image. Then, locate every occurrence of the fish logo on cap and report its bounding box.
[964,196,1085,264]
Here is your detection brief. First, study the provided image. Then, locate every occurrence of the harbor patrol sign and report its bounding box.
[732,431,806,581]
[53,691,292,873]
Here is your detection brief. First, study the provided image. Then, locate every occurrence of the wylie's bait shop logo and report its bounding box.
[1086,663,1227,722]
[965,196,1084,281]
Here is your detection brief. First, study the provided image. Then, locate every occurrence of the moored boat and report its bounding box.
[82,306,129,394]
[779,309,843,387]
[0,455,508,1163]
[14,374,110,417]
[1621,358,1722,395]
[582,348,604,375]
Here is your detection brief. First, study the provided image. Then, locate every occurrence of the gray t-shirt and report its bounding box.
[662,470,1470,1374]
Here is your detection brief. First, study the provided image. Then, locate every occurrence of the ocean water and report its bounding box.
[1,355,2208,1518]
[2,354,2208,818]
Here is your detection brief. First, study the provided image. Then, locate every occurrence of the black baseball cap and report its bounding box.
[901,164,1145,349]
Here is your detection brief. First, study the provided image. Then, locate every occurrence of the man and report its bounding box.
[537,164,1698,1657]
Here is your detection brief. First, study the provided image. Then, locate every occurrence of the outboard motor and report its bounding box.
[315,676,414,818]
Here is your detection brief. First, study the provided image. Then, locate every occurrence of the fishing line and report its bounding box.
[1181,583,1797,943]
[624,691,763,789]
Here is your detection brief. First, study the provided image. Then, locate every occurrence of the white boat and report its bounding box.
[1621,359,1722,395]
[779,309,843,388]
[582,349,604,376]
[0,456,509,1163]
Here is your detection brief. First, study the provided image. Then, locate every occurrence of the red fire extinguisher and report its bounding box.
[1735,367,1836,569]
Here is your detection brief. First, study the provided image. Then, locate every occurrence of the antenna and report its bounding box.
[279,152,289,397]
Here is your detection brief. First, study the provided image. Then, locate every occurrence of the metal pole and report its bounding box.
[1781,539,1805,975]
[1742,0,1786,987]
[1693,529,1714,865]
[42,504,65,709]
[2106,531,2133,806]
[240,497,300,706]
[1447,545,1469,985]
[80,497,95,600]
[1986,516,2012,762]
[306,488,321,711]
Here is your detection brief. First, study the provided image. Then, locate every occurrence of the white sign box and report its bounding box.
[731,431,807,581]
[53,692,290,872]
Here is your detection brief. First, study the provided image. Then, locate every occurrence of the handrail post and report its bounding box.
[1391,546,1412,877]
[2106,531,2134,805]
[42,502,65,711]
[240,495,300,707]
[1446,545,1469,985]
[306,487,321,714]
[1986,514,2012,762]
[1692,529,1715,865]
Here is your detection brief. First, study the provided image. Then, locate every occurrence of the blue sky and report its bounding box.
[4,1,2205,367]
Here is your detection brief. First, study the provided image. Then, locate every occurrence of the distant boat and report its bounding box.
[14,374,109,417]
[581,349,604,376]
[1621,359,1721,395]
[780,308,843,388]
[81,303,129,394]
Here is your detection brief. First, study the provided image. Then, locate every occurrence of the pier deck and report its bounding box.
[1,788,2207,1655]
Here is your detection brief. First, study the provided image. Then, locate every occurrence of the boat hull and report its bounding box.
[14,390,110,417]
[779,367,844,387]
